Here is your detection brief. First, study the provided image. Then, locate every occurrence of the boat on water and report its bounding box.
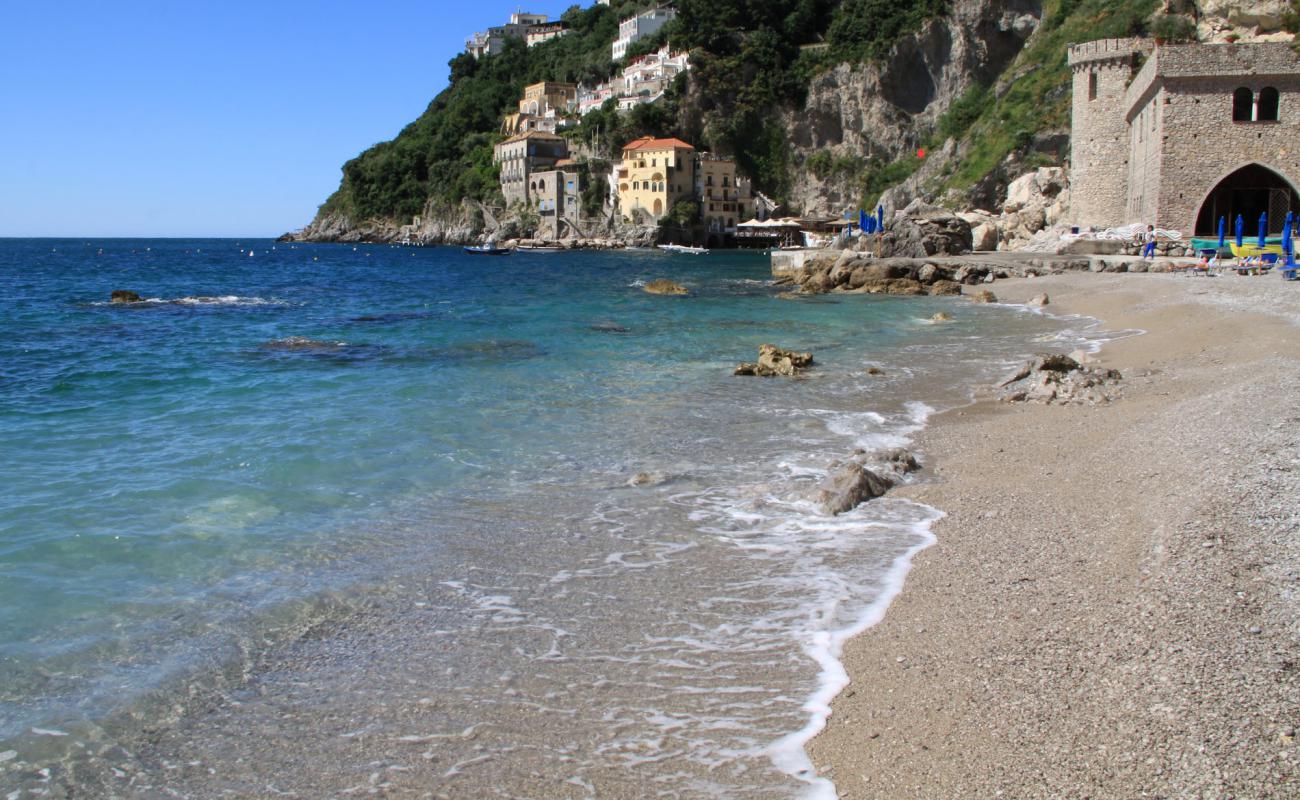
[657,244,709,255]
[516,246,564,253]
[463,245,512,256]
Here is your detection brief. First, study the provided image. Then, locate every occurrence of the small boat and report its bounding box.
[657,244,709,255]
[464,245,512,256]
[516,245,564,253]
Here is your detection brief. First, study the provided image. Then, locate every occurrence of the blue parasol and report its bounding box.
[1235,214,1244,248]
[1258,212,1268,248]
[1283,211,1294,256]
[1217,216,1226,249]
[859,209,870,234]
[876,205,885,232]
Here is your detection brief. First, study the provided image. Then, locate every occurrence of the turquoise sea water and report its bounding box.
[0,239,1098,796]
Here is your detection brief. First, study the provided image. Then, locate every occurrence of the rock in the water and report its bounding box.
[590,322,630,333]
[867,366,885,375]
[643,279,688,296]
[261,336,348,351]
[970,289,998,303]
[111,290,143,303]
[881,448,921,474]
[813,463,894,515]
[735,344,814,377]
[930,312,952,322]
[1028,293,1050,307]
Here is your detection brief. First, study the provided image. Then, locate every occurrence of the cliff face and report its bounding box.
[786,0,1043,215]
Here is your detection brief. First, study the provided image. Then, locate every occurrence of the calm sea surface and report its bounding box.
[0,239,1099,797]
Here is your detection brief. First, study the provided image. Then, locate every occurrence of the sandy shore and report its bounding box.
[810,272,1299,797]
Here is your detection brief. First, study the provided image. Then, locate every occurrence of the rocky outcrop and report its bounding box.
[872,201,973,257]
[110,290,142,304]
[734,344,814,377]
[998,353,1123,405]
[643,279,689,296]
[786,1,1044,216]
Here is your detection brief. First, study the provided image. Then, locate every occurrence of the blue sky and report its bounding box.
[0,1,579,237]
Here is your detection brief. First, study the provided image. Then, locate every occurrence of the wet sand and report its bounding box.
[810,272,1299,797]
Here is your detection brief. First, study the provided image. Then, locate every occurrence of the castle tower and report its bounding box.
[1068,39,1148,228]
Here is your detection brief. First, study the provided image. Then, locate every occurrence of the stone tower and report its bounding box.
[1068,38,1149,228]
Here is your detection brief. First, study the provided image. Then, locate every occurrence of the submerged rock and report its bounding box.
[261,336,348,351]
[590,321,630,333]
[930,311,952,322]
[110,290,143,304]
[735,344,814,377]
[643,279,689,296]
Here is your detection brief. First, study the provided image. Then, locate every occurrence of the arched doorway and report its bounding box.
[1194,163,1299,235]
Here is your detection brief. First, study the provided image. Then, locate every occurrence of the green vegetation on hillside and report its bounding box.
[318,0,959,224]
[314,0,1205,229]
[942,0,1160,195]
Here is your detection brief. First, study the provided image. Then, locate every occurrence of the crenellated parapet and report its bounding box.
[1067,38,1150,71]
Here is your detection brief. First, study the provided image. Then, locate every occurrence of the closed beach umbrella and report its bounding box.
[1283,212,1294,257]
[1235,214,1244,248]
[1217,216,1226,248]
[1258,212,1268,247]
[859,209,869,234]
[876,205,885,232]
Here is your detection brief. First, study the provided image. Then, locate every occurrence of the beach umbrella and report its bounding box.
[1217,216,1226,249]
[859,209,869,234]
[1258,212,1268,247]
[876,205,885,232]
[1235,214,1244,248]
[1283,212,1294,257]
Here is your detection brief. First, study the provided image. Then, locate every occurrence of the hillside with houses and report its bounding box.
[286,0,1300,247]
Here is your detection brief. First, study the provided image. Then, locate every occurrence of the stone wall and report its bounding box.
[1156,71,1300,233]
[1068,39,1148,228]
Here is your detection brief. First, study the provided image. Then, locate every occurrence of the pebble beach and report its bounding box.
[810,272,1299,797]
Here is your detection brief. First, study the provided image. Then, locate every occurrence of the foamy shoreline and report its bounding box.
[809,273,1299,797]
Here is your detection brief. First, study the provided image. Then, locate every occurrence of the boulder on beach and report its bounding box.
[969,289,998,303]
[111,290,143,304]
[643,279,689,296]
[734,344,814,377]
[1028,293,1050,307]
[998,352,1123,405]
[812,463,895,515]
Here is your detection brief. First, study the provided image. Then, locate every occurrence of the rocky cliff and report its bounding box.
[786,0,1043,215]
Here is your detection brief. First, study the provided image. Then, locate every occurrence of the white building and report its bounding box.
[466,12,550,59]
[579,47,689,115]
[612,7,676,61]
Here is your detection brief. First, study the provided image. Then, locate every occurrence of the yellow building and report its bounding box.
[519,82,577,116]
[696,154,754,234]
[617,136,696,222]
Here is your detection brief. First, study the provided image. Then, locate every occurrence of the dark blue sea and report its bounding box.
[0,239,1100,797]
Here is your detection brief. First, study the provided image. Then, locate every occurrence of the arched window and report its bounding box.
[1258,87,1279,121]
[1232,87,1254,121]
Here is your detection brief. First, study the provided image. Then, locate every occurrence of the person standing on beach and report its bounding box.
[1143,225,1157,259]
